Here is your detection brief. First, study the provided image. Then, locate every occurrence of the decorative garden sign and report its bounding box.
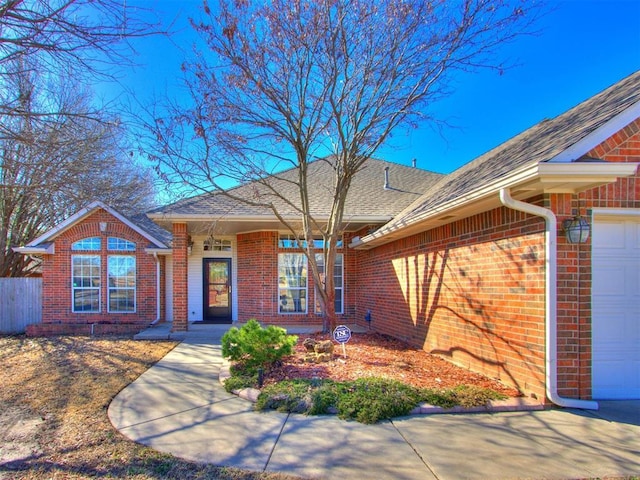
[333,325,352,358]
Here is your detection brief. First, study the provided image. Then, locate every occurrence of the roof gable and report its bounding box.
[26,201,170,249]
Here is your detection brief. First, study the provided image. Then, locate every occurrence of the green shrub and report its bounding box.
[223,372,258,393]
[335,378,423,424]
[420,384,507,408]
[253,376,508,424]
[221,319,297,373]
[255,379,340,415]
[449,384,507,407]
[308,380,340,415]
[256,379,316,413]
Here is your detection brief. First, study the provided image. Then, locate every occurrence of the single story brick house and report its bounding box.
[16,71,640,404]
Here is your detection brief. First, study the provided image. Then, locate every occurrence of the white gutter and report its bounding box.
[358,162,638,249]
[499,188,598,410]
[150,252,162,326]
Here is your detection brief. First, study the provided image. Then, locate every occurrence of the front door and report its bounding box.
[203,258,232,323]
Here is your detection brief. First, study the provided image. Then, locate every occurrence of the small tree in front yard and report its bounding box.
[148,0,541,331]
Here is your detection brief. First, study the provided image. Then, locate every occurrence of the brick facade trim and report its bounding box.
[32,208,162,336]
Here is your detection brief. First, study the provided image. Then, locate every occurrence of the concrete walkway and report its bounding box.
[110,324,640,480]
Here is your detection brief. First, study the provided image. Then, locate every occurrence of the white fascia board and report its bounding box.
[548,101,640,163]
[591,207,640,218]
[98,205,169,249]
[357,161,639,248]
[144,247,172,255]
[26,201,104,247]
[13,244,55,255]
[362,163,542,241]
[27,201,168,249]
[537,161,639,179]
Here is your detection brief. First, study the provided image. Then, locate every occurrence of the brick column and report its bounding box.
[172,222,189,332]
[552,193,585,398]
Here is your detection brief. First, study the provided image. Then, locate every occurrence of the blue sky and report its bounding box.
[118,0,640,175]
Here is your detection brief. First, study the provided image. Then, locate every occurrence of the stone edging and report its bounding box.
[219,360,544,415]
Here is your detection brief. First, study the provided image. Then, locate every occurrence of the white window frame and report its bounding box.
[71,237,101,251]
[107,237,136,251]
[278,234,343,249]
[278,253,308,314]
[204,237,232,252]
[107,255,136,313]
[71,254,101,313]
[315,253,344,315]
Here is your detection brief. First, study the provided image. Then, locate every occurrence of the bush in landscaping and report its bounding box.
[255,379,317,413]
[335,378,423,423]
[256,377,424,423]
[221,319,297,373]
[222,367,258,393]
[421,384,507,408]
[254,376,508,424]
[255,379,340,415]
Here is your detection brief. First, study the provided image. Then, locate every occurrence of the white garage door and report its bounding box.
[592,213,640,399]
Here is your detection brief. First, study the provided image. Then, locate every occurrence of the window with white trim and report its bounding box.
[279,234,343,249]
[72,255,101,312]
[278,253,307,313]
[71,237,101,251]
[108,237,135,251]
[108,256,136,312]
[315,253,343,314]
[204,237,232,251]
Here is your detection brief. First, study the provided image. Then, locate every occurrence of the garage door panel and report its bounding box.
[592,264,626,295]
[593,221,626,248]
[592,215,640,400]
[592,310,636,345]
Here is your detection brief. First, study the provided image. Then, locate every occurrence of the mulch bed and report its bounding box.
[263,332,521,397]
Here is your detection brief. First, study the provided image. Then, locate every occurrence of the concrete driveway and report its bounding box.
[110,324,640,479]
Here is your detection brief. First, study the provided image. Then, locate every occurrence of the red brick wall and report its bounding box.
[236,231,358,327]
[33,209,160,336]
[357,119,640,402]
[554,118,640,399]
[237,231,278,322]
[172,223,188,331]
[356,206,548,399]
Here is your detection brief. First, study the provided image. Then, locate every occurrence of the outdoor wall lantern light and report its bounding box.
[99,222,107,233]
[562,215,591,244]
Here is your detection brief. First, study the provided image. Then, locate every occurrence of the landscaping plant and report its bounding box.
[221,319,298,374]
[255,377,508,424]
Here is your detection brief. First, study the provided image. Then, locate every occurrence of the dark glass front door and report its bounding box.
[203,258,232,323]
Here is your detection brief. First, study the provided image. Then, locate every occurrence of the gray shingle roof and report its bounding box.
[128,212,172,247]
[150,158,444,219]
[381,70,640,232]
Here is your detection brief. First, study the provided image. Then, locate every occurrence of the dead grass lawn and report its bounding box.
[0,335,300,480]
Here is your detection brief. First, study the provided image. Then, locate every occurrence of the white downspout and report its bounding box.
[499,188,598,410]
[150,252,161,326]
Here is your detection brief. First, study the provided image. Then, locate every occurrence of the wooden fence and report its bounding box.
[0,278,42,334]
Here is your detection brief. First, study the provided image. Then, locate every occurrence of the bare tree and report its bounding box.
[149,0,541,331]
[0,61,156,277]
[0,0,156,77]
[0,1,164,276]
[0,0,162,125]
